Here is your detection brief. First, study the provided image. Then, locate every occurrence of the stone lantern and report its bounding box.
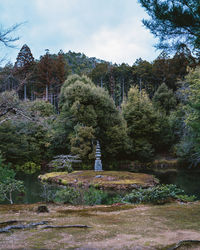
[94,141,103,171]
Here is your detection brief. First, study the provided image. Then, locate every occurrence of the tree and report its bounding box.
[0,23,21,48]
[0,91,46,125]
[13,44,35,100]
[153,83,177,114]
[122,86,160,161]
[36,50,55,101]
[36,50,68,105]
[0,154,24,204]
[59,74,128,164]
[139,0,200,54]
[132,58,155,97]
[0,23,23,64]
[89,63,109,88]
[152,46,197,91]
[70,125,96,164]
[177,67,200,166]
[0,91,29,124]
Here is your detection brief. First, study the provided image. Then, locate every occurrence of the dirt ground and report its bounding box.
[1,202,200,249]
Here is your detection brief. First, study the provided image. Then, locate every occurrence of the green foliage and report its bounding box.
[0,154,25,204]
[177,67,200,166]
[122,86,160,161]
[59,74,128,163]
[29,100,55,117]
[176,194,196,202]
[53,186,121,205]
[15,162,41,174]
[48,155,74,172]
[83,187,110,205]
[40,183,61,202]
[122,184,189,204]
[82,164,93,170]
[63,50,108,75]
[54,186,81,204]
[139,0,200,53]
[0,120,52,165]
[70,125,95,163]
[153,83,177,114]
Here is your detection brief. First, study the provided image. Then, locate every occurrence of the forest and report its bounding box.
[0,43,200,170]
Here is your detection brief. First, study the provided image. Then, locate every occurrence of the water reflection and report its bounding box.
[4,169,200,204]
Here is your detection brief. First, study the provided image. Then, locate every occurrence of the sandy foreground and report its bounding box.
[0,202,200,249]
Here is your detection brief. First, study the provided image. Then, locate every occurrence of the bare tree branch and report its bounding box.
[0,23,24,48]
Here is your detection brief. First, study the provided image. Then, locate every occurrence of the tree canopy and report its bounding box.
[139,0,200,54]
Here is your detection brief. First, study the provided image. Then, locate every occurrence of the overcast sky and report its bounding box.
[0,0,159,66]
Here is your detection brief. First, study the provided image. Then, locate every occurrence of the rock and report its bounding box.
[37,205,49,213]
[95,175,103,178]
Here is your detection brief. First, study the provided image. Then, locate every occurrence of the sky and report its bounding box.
[0,0,159,66]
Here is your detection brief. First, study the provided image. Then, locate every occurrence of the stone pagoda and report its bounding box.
[94,140,103,171]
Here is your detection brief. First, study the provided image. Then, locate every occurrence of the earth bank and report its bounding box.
[1,202,200,249]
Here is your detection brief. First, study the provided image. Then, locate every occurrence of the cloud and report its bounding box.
[78,18,159,65]
[0,0,159,65]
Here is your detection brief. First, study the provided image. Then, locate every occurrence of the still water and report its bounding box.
[5,169,200,204]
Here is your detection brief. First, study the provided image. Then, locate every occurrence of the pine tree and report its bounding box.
[153,83,177,114]
[139,0,200,54]
[14,44,35,100]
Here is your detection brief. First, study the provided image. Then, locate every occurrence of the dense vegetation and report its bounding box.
[0,43,200,171]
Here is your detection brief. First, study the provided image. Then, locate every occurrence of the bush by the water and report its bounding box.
[41,183,196,206]
[51,184,196,206]
[83,187,121,205]
[0,154,25,204]
[54,186,81,205]
[122,184,196,204]
[53,186,121,205]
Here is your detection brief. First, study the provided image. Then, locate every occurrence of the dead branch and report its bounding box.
[41,224,92,229]
[0,221,48,233]
[167,240,200,250]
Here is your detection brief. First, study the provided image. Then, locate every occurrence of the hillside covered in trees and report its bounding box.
[0,42,200,171]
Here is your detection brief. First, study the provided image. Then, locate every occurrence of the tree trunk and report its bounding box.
[46,84,48,101]
[100,77,103,88]
[122,77,125,102]
[24,83,27,101]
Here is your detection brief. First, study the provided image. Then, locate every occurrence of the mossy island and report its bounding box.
[38,170,159,190]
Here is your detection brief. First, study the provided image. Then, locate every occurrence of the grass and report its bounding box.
[1,202,200,249]
[39,170,158,190]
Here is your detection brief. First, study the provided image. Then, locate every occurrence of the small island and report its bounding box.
[38,170,159,190]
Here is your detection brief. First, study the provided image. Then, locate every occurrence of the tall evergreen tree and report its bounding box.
[122,86,160,161]
[153,83,177,114]
[139,0,200,54]
[13,44,35,100]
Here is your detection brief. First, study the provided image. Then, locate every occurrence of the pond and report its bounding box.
[2,169,200,204]
[155,169,200,199]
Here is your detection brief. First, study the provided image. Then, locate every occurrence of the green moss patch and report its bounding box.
[39,170,158,190]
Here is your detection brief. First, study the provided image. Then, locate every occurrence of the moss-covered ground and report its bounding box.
[39,170,158,190]
[1,202,200,249]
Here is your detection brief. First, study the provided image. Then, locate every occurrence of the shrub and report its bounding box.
[54,186,81,204]
[52,186,121,205]
[176,194,196,202]
[40,183,61,202]
[83,187,109,205]
[122,184,190,204]
[15,162,41,174]
[48,155,78,172]
[0,154,25,204]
